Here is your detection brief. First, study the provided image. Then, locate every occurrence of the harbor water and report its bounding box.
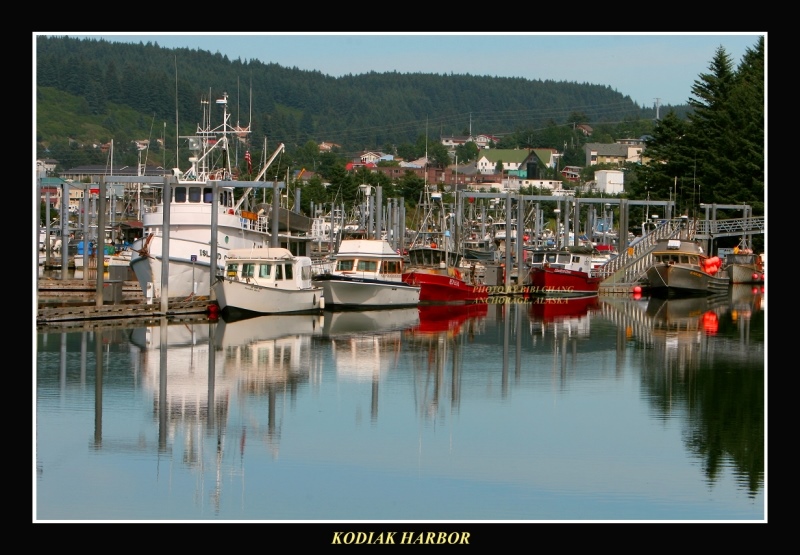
[34,286,765,523]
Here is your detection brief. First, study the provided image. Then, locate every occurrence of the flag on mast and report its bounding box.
[245,150,252,174]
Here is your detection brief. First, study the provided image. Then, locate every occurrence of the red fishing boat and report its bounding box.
[402,189,488,304]
[525,245,602,296]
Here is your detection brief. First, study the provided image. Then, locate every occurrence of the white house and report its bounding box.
[593,170,624,195]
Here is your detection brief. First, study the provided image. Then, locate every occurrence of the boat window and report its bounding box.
[336,260,355,271]
[385,260,400,274]
[242,263,255,278]
[301,265,312,280]
[284,264,293,280]
[174,187,187,203]
[226,263,238,277]
[259,264,272,278]
[687,256,697,265]
[188,187,202,203]
[203,188,213,203]
[558,254,570,264]
[357,260,378,272]
[275,264,283,280]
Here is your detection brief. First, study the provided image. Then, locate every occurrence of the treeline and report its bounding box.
[36,35,680,171]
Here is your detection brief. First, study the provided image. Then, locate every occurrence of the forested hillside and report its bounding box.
[35,35,684,172]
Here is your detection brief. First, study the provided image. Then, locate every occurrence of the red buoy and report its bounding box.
[633,285,642,294]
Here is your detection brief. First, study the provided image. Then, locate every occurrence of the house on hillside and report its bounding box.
[591,170,624,195]
[476,149,530,175]
[561,165,582,182]
[37,158,58,177]
[474,134,500,149]
[441,135,472,149]
[584,140,646,166]
[359,151,385,164]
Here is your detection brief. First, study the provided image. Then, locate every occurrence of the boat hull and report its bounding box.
[727,263,765,284]
[312,274,420,308]
[527,267,602,296]
[402,269,488,304]
[645,263,730,296]
[213,279,322,316]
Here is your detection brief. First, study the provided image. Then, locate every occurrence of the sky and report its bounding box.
[44,32,765,108]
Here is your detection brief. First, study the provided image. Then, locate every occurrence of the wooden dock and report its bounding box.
[37,279,216,329]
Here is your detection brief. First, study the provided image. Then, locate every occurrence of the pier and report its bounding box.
[36,278,214,329]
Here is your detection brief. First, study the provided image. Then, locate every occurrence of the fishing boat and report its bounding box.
[402,190,488,304]
[644,238,730,297]
[524,245,603,296]
[723,239,764,284]
[128,91,313,300]
[212,247,323,318]
[311,238,420,309]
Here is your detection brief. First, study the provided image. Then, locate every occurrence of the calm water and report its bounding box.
[34,286,766,522]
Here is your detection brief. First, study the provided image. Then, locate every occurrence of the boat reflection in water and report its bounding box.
[404,303,489,420]
[631,286,764,499]
[321,307,419,381]
[412,302,488,336]
[528,294,600,339]
[126,312,325,513]
[528,294,600,324]
[646,294,729,337]
[320,307,420,423]
[321,307,419,338]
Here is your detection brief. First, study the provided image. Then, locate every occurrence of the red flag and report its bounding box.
[245,150,252,174]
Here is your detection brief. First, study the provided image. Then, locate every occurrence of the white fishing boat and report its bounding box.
[213,247,323,317]
[129,91,314,300]
[312,238,420,308]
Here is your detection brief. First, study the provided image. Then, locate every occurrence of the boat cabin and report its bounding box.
[527,246,595,273]
[330,239,406,279]
[223,249,314,290]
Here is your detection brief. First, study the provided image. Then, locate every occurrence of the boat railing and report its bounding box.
[597,219,688,288]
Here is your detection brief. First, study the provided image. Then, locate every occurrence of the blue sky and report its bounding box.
[41,32,763,108]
